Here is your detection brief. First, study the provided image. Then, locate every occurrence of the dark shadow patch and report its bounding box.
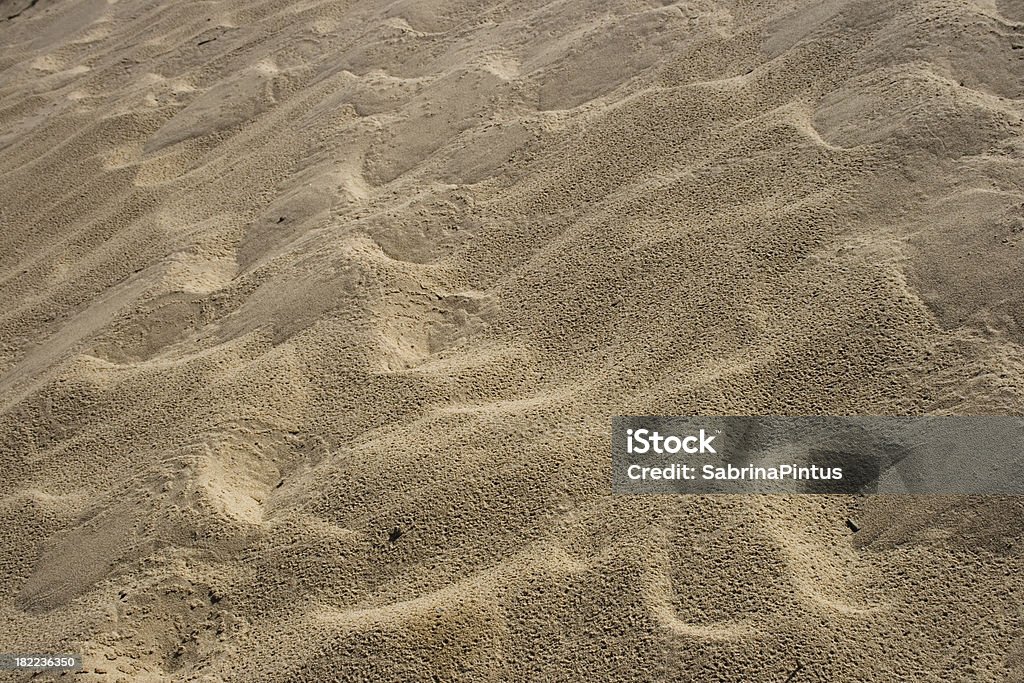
[2,0,40,21]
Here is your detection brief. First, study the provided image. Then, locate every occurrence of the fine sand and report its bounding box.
[2,0,1024,680]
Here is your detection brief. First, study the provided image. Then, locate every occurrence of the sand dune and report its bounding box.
[2,0,1024,680]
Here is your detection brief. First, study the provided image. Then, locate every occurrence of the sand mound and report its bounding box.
[2,0,1023,680]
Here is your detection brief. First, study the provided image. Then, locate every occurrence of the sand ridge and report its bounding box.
[1,0,1024,680]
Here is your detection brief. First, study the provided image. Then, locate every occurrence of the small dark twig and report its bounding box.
[783,662,804,683]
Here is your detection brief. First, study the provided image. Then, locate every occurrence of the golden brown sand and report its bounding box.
[2,0,1024,680]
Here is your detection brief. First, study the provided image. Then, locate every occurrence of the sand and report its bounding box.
[1,0,1024,680]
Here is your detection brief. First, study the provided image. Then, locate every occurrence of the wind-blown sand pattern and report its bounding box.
[2,0,1024,680]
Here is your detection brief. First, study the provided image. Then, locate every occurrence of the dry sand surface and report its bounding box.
[2,0,1024,680]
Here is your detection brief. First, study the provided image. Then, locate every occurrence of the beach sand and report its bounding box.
[1,0,1024,679]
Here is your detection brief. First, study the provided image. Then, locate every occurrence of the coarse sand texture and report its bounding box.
[1,0,1024,680]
